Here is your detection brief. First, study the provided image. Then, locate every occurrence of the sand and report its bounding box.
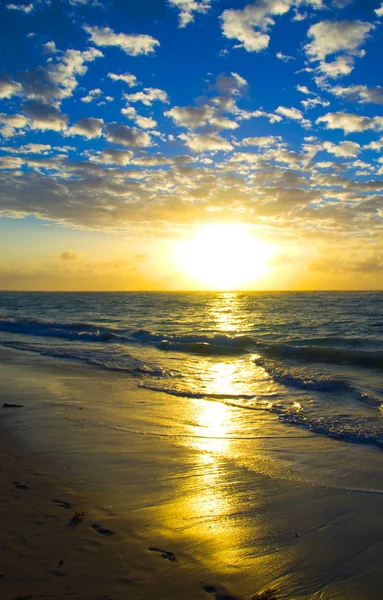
[1,346,383,600]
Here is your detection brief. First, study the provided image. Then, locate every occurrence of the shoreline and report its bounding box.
[1,346,383,599]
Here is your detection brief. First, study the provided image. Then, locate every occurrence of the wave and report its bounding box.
[1,317,382,367]
[0,317,118,343]
[0,340,166,377]
[258,343,383,370]
[131,329,254,355]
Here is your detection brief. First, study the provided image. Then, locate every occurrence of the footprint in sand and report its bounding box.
[52,499,73,510]
[203,584,237,600]
[91,523,114,537]
[12,481,29,490]
[148,547,177,562]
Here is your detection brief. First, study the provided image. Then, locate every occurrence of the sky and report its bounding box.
[0,0,383,291]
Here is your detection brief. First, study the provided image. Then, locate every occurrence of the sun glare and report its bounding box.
[176,223,274,290]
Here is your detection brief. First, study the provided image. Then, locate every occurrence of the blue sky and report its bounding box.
[0,0,383,290]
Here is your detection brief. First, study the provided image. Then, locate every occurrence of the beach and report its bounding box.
[2,344,383,600]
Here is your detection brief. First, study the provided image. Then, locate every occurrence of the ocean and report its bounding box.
[0,290,382,450]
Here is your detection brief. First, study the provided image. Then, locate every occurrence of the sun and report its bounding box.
[176,223,275,290]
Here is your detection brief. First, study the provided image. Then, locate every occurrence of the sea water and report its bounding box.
[0,291,382,450]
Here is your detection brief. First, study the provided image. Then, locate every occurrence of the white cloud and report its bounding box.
[23,101,68,131]
[43,41,57,54]
[124,88,169,106]
[108,72,138,87]
[316,55,354,79]
[90,149,133,166]
[18,47,103,106]
[81,88,102,103]
[305,20,373,61]
[104,123,152,147]
[276,51,295,61]
[165,105,214,129]
[0,78,22,99]
[239,136,281,147]
[276,105,311,127]
[179,132,234,152]
[323,140,361,157]
[301,97,330,110]
[0,113,28,138]
[375,3,383,17]
[221,0,293,53]
[66,117,104,139]
[305,20,373,80]
[121,107,157,129]
[330,84,383,104]
[168,0,212,28]
[296,84,314,95]
[84,26,160,56]
[317,111,383,133]
[7,3,34,12]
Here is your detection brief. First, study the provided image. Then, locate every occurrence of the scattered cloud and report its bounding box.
[305,20,374,79]
[0,78,22,99]
[276,51,295,61]
[84,26,160,56]
[276,105,311,127]
[179,132,234,151]
[124,88,169,106]
[43,41,57,54]
[168,0,212,27]
[121,107,157,129]
[108,72,138,87]
[323,140,361,157]
[330,84,383,104]
[103,122,152,147]
[7,3,34,13]
[317,111,383,133]
[67,117,104,139]
[220,0,293,53]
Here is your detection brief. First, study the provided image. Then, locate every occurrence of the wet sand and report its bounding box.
[1,346,383,600]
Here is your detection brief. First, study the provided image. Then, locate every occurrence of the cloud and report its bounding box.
[17,47,103,106]
[276,105,311,127]
[323,140,361,157]
[165,105,214,129]
[296,85,314,95]
[84,26,160,56]
[23,101,68,131]
[221,0,293,53]
[0,78,22,99]
[239,136,281,147]
[81,88,102,103]
[317,111,383,133]
[305,20,373,61]
[330,84,383,104]
[67,117,104,139]
[0,112,28,137]
[6,3,34,12]
[301,96,329,110]
[316,55,354,79]
[124,88,169,106]
[375,3,383,17]
[168,0,212,27]
[121,107,157,130]
[305,20,373,79]
[179,132,234,151]
[276,51,295,61]
[108,72,138,87]
[43,41,57,54]
[104,123,151,147]
[90,149,133,165]
[60,250,82,261]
